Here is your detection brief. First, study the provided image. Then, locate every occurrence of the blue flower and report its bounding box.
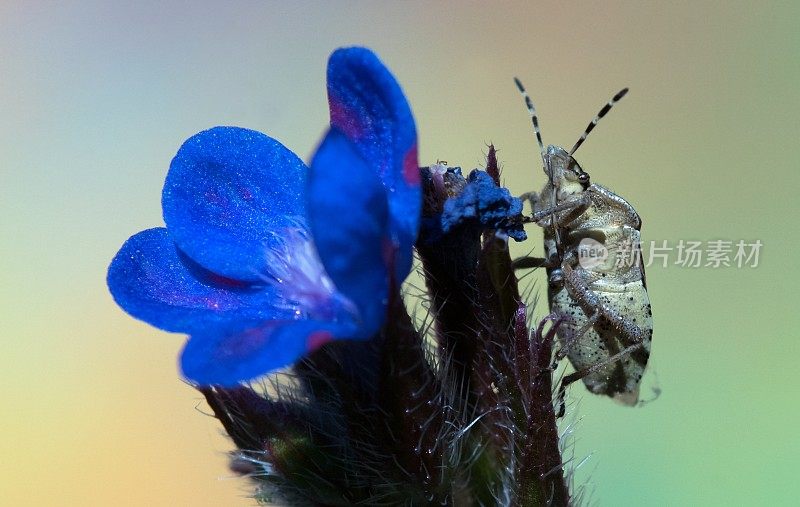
[107,47,420,386]
[440,169,527,241]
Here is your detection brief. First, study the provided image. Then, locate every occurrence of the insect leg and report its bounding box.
[554,261,649,416]
[520,190,539,209]
[511,256,551,271]
[556,340,644,417]
[560,262,649,348]
[514,195,590,271]
[553,312,600,364]
[529,194,590,225]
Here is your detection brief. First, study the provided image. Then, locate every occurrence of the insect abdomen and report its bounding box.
[550,276,652,404]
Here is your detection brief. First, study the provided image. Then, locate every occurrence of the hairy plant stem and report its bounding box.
[199,147,571,506]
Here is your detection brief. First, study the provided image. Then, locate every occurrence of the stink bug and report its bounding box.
[512,78,653,409]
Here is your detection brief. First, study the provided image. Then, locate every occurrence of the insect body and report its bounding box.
[514,79,653,406]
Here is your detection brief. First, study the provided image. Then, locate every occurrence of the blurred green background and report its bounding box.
[2,1,797,505]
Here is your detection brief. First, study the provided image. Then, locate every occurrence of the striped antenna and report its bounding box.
[514,77,565,257]
[514,77,546,165]
[569,88,629,156]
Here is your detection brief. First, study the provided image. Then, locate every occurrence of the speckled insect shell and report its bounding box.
[540,154,653,405]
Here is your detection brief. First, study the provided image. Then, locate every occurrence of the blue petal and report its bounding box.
[181,319,359,386]
[308,128,391,336]
[162,126,307,282]
[441,170,527,241]
[107,228,292,333]
[327,47,421,281]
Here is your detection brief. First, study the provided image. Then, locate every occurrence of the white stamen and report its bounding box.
[260,219,358,322]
